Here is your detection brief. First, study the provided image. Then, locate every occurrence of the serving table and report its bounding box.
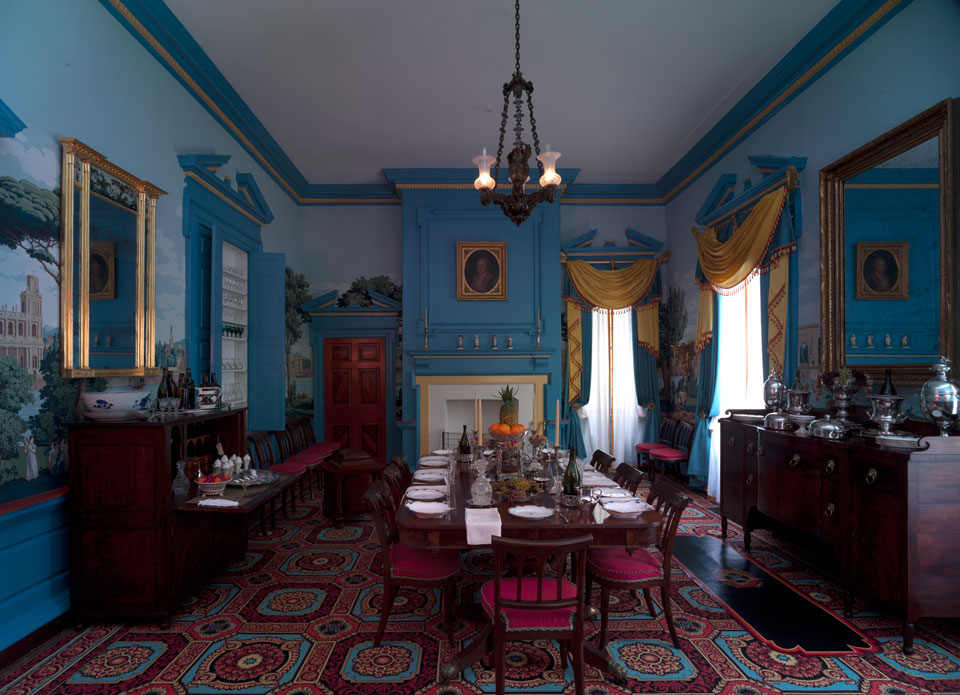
[396,465,662,684]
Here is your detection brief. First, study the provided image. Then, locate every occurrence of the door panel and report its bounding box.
[324,337,386,462]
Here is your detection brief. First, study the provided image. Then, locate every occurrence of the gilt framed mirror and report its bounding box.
[820,98,959,384]
[59,138,165,377]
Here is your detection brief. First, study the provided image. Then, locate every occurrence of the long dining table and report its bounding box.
[395,458,662,684]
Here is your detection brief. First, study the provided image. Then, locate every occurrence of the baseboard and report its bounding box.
[0,611,71,672]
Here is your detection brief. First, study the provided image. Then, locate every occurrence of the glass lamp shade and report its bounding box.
[473,149,496,191]
[537,147,561,188]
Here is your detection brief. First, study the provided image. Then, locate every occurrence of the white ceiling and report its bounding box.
[164,0,838,185]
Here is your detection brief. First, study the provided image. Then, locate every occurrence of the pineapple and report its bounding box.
[498,385,518,426]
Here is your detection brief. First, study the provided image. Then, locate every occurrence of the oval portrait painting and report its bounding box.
[862,249,899,294]
[465,250,500,294]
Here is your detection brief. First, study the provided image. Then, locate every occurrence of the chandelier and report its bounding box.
[473,0,561,226]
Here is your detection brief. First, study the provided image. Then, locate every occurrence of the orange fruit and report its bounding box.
[510,424,525,436]
[488,424,499,434]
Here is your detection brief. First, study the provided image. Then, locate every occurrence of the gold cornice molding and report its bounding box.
[561,198,664,205]
[59,138,166,198]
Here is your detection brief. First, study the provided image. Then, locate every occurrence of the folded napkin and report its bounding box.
[466,507,502,545]
[198,498,240,507]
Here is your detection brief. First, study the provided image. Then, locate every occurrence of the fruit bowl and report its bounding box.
[486,426,529,445]
[492,477,543,501]
[197,474,229,496]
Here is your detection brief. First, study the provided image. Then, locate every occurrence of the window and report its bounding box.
[579,309,643,465]
[18,322,24,336]
[32,355,38,369]
[707,274,765,496]
[31,324,37,337]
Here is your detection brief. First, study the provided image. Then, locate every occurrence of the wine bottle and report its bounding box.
[185,369,196,409]
[176,373,185,407]
[562,449,581,496]
[458,424,471,454]
[879,368,897,395]
[156,368,168,399]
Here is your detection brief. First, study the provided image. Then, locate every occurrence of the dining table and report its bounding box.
[395,456,662,684]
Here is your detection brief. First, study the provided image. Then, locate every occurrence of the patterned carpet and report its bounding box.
[2,484,959,695]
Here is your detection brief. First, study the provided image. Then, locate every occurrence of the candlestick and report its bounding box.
[478,399,483,448]
[535,308,542,349]
[423,308,429,349]
[554,398,560,448]
[474,393,478,433]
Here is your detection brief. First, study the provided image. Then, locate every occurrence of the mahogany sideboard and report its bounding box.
[719,411,960,653]
[68,408,247,621]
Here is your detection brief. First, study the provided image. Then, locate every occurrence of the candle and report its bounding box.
[478,398,483,447]
[554,398,560,448]
[474,393,478,433]
[537,307,541,330]
[424,308,428,333]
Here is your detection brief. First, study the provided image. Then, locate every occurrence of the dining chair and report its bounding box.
[648,421,694,483]
[612,462,644,494]
[585,479,690,648]
[588,449,616,475]
[480,534,594,695]
[292,417,341,459]
[364,480,460,646]
[635,418,678,483]
[381,461,407,508]
[275,427,317,500]
[247,431,305,515]
[390,453,413,488]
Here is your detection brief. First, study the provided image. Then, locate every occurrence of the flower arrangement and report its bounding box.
[814,367,872,398]
[492,477,543,501]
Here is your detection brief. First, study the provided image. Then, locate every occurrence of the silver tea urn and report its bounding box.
[867,394,907,435]
[763,369,787,411]
[919,356,960,436]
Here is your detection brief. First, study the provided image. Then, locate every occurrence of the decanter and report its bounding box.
[172,460,190,497]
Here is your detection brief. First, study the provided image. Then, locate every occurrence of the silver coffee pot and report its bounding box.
[919,356,960,436]
[763,369,787,412]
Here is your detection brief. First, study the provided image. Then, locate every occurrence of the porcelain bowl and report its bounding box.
[81,391,151,420]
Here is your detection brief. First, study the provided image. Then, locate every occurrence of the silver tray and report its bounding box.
[227,471,279,486]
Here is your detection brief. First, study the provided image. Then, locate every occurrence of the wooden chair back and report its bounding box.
[364,479,398,570]
[659,418,678,447]
[294,417,318,447]
[491,534,593,632]
[246,431,277,469]
[672,421,694,455]
[646,479,691,569]
[389,453,412,487]
[612,463,644,494]
[381,462,407,507]
[276,428,299,461]
[588,449,616,475]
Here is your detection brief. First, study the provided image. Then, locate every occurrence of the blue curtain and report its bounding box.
[686,291,719,490]
[633,269,662,445]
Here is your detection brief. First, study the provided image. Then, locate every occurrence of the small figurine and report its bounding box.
[901,333,909,348]
[507,335,513,350]
[866,333,874,348]
[473,334,480,349]
[242,454,252,471]
[492,335,499,350]
[884,333,892,348]
[106,332,113,347]
[850,334,858,348]
[457,335,463,350]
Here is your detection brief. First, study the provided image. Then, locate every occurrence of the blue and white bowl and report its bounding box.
[81,391,151,421]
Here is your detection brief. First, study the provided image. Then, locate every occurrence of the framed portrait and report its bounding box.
[457,242,506,300]
[89,241,115,301]
[855,242,908,300]
[798,323,819,367]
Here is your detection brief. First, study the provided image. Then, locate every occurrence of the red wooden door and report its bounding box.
[324,337,386,462]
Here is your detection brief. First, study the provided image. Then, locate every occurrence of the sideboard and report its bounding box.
[68,409,247,620]
[720,411,960,654]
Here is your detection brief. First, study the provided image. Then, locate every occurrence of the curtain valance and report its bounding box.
[564,254,668,310]
[694,186,787,293]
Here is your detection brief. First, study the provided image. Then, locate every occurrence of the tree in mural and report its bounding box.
[658,286,688,408]
[29,339,82,447]
[0,355,34,461]
[285,267,311,356]
[336,275,401,307]
[0,177,60,285]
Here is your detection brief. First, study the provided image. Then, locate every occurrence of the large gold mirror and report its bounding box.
[820,99,959,384]
[59,138,165,377]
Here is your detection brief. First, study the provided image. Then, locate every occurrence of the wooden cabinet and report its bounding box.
[719,412,960,653]
[69,409,246,620]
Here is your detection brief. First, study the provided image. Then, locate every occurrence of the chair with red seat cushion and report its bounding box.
[276,428,318,499]
[587,449,616,476]
[389,453,413,488]
[471,534,593,695]
[636,418,678,482]
[247,431,304,521]
[364,480,460,646]
[648,420,694,483]
[586,479,691,648]
[612,462,644,494]
[292,417,340,458]
[380,462,407,508]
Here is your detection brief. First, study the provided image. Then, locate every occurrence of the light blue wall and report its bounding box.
[663,0,960,339]
[0,0,302,651]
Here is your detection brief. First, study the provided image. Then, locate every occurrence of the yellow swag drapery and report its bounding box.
[565,256,665,310]
[635,301,659,357]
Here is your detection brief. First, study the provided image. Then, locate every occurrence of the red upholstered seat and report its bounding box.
[267,461,307,475]
[481,577,578,631]
[635,442,662,452]
[587,547,663,583]
[389,544,461,580]
[284,451,326,467]
[649,447,686,460]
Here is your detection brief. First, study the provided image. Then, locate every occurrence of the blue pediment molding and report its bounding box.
[562,230,666,268]
[302,290,402,315]
[696,155,806,228]
[0,98,26,138]
[178,154,274,226]
[104,0,907,207]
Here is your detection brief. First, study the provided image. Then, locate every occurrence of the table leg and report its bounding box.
[584,642,628,685]
[439,626,492,683]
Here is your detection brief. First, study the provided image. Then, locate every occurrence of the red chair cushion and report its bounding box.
[306,442,339,456]
[389,544,460,580]
[267,461,307,475]
[649,447,686,460]
[587,547,663,583]
[284,452,325,467]
[480,577,578,631]
[635,442,662,452]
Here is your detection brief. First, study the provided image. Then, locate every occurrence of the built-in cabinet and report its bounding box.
[220,240,248,409]
[720,412,960,654]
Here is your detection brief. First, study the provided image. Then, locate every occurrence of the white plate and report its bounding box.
[508,505,554,520]
[412,470,448,483]
[406,501,452,518]
[603,500,652,517]
[877,434,922,449]
[599,488,633,499]
[83,409,138,422]
[405,488,445,502]
[432,449,454,456]
[418,459,449,468]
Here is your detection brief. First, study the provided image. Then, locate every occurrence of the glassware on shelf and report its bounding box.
[172,460,190,498]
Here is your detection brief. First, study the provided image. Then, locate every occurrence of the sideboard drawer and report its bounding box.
[850,455,903,496]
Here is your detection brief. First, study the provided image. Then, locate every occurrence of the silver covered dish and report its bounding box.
[764,411,798,431]
[809,414,846,439]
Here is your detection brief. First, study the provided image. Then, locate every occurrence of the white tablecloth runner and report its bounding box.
[466,507,502,545]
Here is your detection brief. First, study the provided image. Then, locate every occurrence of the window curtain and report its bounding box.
[633,281,661,443]
[563,256,666,459]
[688,184,798,490]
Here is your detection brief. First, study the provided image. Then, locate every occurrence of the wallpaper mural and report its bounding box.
[0,130,187,505]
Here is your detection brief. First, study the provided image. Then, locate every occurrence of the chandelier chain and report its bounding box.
[526,91,544,176]
[514,0,521,75]
[493,92,510,184]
